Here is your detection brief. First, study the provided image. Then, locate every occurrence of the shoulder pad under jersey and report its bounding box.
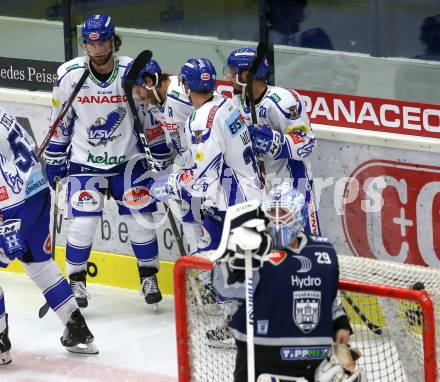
[55,56,87,86]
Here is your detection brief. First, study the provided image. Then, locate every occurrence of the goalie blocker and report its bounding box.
[210,184,364,382]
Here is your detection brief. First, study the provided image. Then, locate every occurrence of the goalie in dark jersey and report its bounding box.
[211,184,365,382]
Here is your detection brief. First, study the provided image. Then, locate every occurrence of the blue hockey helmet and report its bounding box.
[181,58,216,93]
[122,59,161,86]
[227,48,269,80]
[82,14,115,43]
[139,59,162,87]
[261,183,307,247]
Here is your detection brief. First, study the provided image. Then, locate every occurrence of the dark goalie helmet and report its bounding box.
[261,183,307,247]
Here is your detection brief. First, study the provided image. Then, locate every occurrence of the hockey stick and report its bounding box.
[340,290,382,336]
[246,41,267,184]
[39,177,61,318]
[244,249,255,382]
[123,50,186,257]
[37,68,89,159]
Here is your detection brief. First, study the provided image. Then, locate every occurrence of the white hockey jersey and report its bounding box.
[0,106,48,211]
[182,94,264,211]
[158,75,193,155]
[232,86,316,187]
[49,55,145,171]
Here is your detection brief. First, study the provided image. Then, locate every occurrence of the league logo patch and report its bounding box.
[72,190,101,212]
[44,234,52,254]
[268,250,288,266]
[87,106,126,147]
[293,290,321,334]
[0,186,9,202]
[122,187,152,209]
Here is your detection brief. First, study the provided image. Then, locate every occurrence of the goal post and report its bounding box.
[174,255,439,382]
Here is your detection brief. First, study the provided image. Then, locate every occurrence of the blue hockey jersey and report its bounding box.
[212,233,350,362]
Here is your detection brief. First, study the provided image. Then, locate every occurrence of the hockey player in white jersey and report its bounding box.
[125,59,202,255]
[149,58,264,252]
[227,48,321,235]
[44,15,163,309]
[0,106,97,363]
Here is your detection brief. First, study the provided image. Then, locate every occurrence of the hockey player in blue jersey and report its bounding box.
[0,106,97,364]
[211,184,364,382]
[44,15,163,309]
[227,48,321,236]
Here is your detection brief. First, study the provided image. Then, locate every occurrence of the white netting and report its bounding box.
[179,255,440,382]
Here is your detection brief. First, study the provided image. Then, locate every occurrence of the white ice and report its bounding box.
[0,271,178,381]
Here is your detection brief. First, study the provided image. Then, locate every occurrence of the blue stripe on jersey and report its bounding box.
[167,93,192,106]
[266,96,292,119]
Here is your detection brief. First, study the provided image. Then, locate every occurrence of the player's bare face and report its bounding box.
[85,40,113,67]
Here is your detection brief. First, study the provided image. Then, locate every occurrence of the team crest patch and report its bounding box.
[194,130,203,143]
[268,250,288,266]
[289,105,299,119]
[293,290,321,334]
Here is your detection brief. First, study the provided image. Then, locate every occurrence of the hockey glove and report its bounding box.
[248,125,282,157]
[44,145,67,190]
[149,170,194,202]
[0,219,27,264]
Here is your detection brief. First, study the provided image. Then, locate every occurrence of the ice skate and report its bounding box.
[0,314,12,365]
[69,270,90,308]
[139,266,162,311]
[206,316,236,350]
[61,309,98,354]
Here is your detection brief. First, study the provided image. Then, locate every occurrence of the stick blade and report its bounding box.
[123,49,153,93]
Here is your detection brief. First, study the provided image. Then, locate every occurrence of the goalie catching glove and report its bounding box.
[314,343,366,382]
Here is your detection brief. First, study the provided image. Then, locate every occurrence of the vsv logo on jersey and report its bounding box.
[0,153,24,194]
[293,290,321,334]
[87,106,126,147]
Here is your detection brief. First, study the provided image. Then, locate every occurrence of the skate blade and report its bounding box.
[153,303,159,313]
[66,342,99,355]
[0,351,12,365]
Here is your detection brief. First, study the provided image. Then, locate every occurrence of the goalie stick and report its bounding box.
[37,67,89,159]
[340,290,383,336]
[123,50,187,258]
[246,41,267,185]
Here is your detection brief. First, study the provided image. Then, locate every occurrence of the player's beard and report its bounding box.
[89,50,113,69]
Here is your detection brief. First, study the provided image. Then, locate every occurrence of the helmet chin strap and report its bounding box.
[143,73,162,104]
[235,73,247,101]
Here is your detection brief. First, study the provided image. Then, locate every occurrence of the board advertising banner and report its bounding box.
[1,83,439,267]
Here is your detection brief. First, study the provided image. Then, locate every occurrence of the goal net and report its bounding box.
[174,255,439,382]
